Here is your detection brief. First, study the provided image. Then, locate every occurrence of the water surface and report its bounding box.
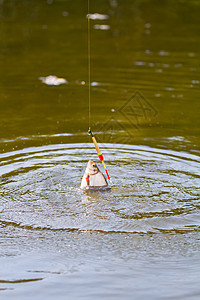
[0,0,200,299]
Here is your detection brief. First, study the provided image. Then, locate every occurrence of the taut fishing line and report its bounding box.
[87,0,110,180]
[88,0,91,130]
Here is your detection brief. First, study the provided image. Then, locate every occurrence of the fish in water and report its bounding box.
[81,160,110,190]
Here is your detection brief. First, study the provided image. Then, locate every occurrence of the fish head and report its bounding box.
[87,160,99,175]
[81,160,109,189]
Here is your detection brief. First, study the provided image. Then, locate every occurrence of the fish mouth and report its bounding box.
[89,170,99,175]
[88,167,99,175]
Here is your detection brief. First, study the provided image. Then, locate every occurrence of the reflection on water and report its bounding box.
[0,0,200,148]
[0,0,200,299]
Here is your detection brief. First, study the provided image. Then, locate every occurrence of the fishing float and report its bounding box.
[88,129,110,180]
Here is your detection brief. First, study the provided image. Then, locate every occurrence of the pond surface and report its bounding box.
[0,0,200,299]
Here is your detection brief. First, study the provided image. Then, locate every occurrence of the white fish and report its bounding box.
[81,160,109,189]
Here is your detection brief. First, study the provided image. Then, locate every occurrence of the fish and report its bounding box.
[81,160,110,190]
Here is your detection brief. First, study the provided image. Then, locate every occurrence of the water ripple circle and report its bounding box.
[0,143,200,234]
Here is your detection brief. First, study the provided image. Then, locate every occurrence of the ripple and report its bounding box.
[0,143,199,235]
[0,278,43,284]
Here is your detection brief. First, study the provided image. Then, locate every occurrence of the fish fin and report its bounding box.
[86,175,90,185]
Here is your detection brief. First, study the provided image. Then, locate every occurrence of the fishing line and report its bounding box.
[88,0,91,130]
[87,0,110,181]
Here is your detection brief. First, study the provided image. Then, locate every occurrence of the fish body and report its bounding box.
[81,160,110,190]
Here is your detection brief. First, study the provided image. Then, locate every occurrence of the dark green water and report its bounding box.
[0,0,200,299]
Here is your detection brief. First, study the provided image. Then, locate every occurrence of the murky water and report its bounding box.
[0,0,200,299]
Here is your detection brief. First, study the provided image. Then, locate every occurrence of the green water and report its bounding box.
[1,0,199,149]
[0,0,200,299]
